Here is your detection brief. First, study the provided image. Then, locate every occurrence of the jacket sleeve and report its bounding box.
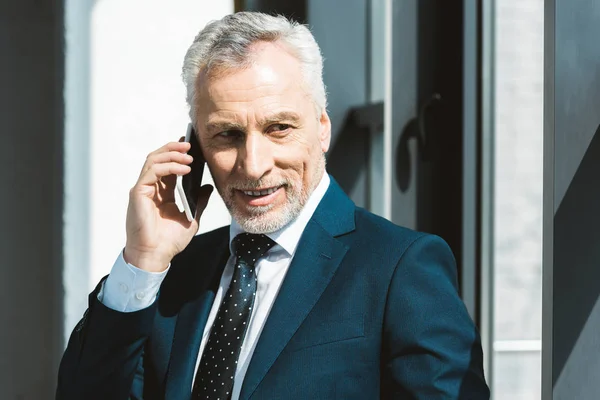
[56,278,157,400]
[382,234,490,399]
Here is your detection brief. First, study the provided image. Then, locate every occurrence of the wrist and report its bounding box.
[123,246,170,273]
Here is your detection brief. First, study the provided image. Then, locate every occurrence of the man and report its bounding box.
[57,11,489,400]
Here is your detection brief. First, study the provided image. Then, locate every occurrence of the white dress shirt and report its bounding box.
[99,172,330,399]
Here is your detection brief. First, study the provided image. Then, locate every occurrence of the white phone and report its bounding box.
[176,123,206,222]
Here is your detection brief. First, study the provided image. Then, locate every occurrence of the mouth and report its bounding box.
[241,187,279,197]
[235,185,284,207]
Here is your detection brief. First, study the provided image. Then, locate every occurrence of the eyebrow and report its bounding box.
[257,111,302,126]
[205,111,302,133]
[205,120,244,134]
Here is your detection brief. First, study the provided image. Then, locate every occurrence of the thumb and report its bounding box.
[194,184,214,225]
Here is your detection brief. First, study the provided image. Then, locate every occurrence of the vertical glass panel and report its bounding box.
[493,351,542,400]
[493,0,544,397]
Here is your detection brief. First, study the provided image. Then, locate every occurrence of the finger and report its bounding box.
[141,151,193,176]
[146,141,191,160]
[138,162,190,186]
[140,147,192,173]
[139,142,191,178]
[194,184,214,224]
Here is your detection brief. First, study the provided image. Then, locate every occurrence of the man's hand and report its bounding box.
[123,140,213,272]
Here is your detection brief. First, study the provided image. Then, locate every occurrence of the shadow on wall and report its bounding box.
[552,123,600,384]
[326,108,370,203]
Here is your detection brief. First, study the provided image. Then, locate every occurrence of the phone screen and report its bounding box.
[181,124,205,218]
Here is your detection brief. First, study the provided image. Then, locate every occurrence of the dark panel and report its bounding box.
[392,0,464,277]
[242,0,307,23]
[545,0,600,396]
[0,0,64,398]
[552,125,600,385]
[418,0,464,263]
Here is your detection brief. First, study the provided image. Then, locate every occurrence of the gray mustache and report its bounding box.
[229,181,289,191]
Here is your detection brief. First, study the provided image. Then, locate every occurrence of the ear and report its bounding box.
[318,109,332,153]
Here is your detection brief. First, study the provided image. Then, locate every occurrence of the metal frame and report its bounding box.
[480,0,496,390]
[461,0,479,321]
[367,0,386,218]
[542,0,555,398]
[365,0,392,220]
[382,0,393,220]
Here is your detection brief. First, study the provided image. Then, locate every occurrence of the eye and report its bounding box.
[218,130,244,139]
[266,124,291,134]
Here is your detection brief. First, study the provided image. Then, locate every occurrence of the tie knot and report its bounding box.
[232,233,275,266]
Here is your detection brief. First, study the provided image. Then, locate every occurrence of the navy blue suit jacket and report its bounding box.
[57,178,489,399]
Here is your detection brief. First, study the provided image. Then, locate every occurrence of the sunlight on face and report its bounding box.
[194,42,331,233]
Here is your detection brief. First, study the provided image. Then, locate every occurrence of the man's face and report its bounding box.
[194,41,331,233]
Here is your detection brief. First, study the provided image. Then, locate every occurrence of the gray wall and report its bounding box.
[308,0,369,207]
[543,0,600,398]
[0,1,64,398]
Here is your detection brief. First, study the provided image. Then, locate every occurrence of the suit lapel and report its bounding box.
[239,178,355,400]
[164,230,230,400]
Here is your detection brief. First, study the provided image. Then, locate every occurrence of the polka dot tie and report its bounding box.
[192,233,275,399]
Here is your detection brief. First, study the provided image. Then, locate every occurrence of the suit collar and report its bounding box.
[311,175,356,238]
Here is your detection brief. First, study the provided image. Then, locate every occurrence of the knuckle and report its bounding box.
[145,154,156,164]
[150,160,164,171]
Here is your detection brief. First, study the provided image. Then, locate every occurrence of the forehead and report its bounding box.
[194,42,312,123]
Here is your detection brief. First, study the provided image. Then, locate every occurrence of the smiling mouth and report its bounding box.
[240,186,281,197]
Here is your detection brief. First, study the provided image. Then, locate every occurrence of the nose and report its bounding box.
[237,132,274,181]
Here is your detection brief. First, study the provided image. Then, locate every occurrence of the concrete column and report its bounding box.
[543,0,600,398]
[0,0,64,398]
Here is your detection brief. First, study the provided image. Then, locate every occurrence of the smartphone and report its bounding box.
[176,123,206,222]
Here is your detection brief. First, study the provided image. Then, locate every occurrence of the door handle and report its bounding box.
[417,93,442,161]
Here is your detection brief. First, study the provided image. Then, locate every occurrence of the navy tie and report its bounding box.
[192,233,275,399]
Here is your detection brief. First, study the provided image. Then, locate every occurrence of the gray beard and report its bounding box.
[231,197,302,234]
[216,154,326,234]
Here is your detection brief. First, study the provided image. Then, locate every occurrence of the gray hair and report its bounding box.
[181,12,327,124]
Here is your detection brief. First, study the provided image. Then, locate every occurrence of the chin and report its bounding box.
[232,204,297,234]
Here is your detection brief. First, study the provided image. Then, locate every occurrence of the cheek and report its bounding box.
[273,141,309,174]
[206,151,236,181]
[283,134,321,166]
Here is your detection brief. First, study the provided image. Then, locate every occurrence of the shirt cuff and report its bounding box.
[98,250,170,312]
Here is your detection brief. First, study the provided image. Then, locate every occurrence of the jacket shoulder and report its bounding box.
[350,206,455,267]
[353,206,428,245]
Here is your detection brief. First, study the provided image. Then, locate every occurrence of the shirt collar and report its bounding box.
[229,172,330,257]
